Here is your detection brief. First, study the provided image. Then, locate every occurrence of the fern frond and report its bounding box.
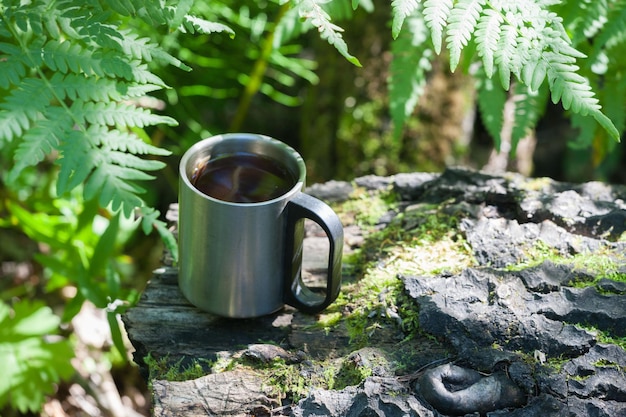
[511,82,549,150]
[0,43,27,89]
[476,75,506,150]
[0,78,53,142]
[293,0,362,67]
[56,129,98,195]
[114,30,191,71]
[180,15,235,38]
[100,0,136,16]
[602,71,626,135]
[99,149,165,174]
[168,0,194,31]
[47,73,161,102]
[60,7,123,49]
[0,110,29,143]
[580,0,609,40]
[94,129,171,156]
[55,126,166,216]
[494,23,518,90]
[446,0,485,71]
[70,100,177,128]
[84,160,148,216]
[391,0,420,39]
[590,1,626,60]
[544,52,598,115]
[35,36,138,81]
[569,112,600,149]
[474,9,502,78]
[390,11,432,140]
[8,109,69,181]
[423,0,453,54]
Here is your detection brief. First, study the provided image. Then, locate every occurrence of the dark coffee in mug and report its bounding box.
[191,153,297,203]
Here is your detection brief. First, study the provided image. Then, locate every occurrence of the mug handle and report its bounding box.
[284,193,343,314]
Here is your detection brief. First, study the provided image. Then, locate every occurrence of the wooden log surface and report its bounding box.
[122,203,362,416]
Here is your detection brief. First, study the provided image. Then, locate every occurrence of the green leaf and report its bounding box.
[170,0,194,31]
[423,0,453,54]
[391,0,420,39]
[293,0,362,67]
[0,44,27,89]
[107,311,128,361]
[96,129,172,156]
[389,12,432,140]
[446,0,485,71]
[56,129,97,196]
[181,15,235,38]
[476,75,506,150]
[140,206,178,263]
[7,120,63,183]
[494,23,517,90]
[84,162,147,216]
[0,300,74,413]
[0,77,53,142]
[10,302,60,336]
[42,39,104,75]
[114,30,192,71]
[474,8,502,78]
[72,100,178,128]
[592,110,620,142]
[89,213,120,278]
[511,82,549,152]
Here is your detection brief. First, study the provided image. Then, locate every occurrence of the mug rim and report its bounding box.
[179,133,306,206]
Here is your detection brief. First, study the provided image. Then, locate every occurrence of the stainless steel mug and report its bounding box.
[178,133,343,318]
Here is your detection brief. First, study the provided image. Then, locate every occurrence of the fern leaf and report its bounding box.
[569,112,598,149]
[8,109,69,181]
[591,110,620,142]
[494,23,517,90]
[446,0,485,71]
[103,0,136,16]
[590,1,626,60]
[56,126,164,215]
[293,0,362,67]
[181,15,235,38]
[389,12,432,140]
[169,0,194,31]
[0,78,52,142]
[544,52,597,114]
[580,0,609,40]
[94,129,171,156]
[0,43,27,89]
[84,163,147,216]
[61,8,123,49]
[127,63,167,86]
[137,1,169,26]
[476,75,506,150]
[511,82,549,151]
[602,73,626,135]
[474,8,502,78]
[139,206,178,262]
[71,100,177,128]
[391,0,420,39]
[0,110,30,144]
[101,150,166,173]
[543,49,619,140]
[423,0,453,54]
[56,129,98,195]
[41,40,100,75]
[114,30,192,71]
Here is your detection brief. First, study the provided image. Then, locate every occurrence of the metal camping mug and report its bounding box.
[178,133,343,318]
